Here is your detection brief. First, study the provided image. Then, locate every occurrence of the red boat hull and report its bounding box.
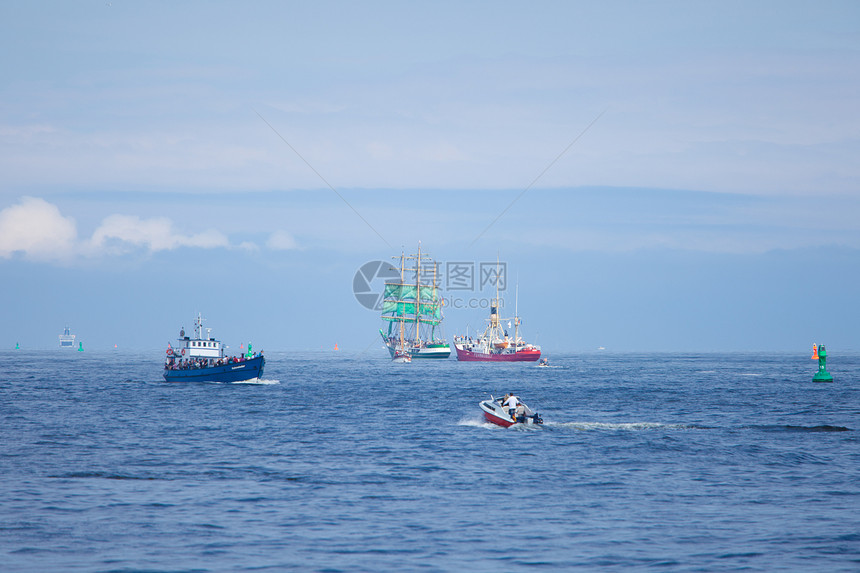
[455,346,541,362]
[483,411,515,427]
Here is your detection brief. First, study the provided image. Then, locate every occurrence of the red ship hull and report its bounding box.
[455,346,541,362]
[483,411,515,427]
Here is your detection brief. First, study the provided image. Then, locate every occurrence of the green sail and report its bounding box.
[384,283,438,302]
[382,283,440,319]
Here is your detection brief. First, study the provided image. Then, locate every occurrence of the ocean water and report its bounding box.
[1,350,858,572]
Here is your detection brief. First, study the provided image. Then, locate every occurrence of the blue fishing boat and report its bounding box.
[163,314,264,383]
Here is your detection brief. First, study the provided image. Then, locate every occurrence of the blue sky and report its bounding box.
[1,1,858,352]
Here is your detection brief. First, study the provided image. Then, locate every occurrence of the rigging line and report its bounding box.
[469,107,607,247]
[355,333,384,358]
[254,109,392,248]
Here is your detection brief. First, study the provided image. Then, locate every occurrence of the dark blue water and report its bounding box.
[2,350,858,572]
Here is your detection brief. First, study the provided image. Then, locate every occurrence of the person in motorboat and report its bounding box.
[514,402,527,423]
[480,394,544,426]
[503,393,519,418]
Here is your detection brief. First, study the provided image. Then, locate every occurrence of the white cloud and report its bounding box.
[238,241,260,252]
[266,230,298,250]
[89,214,229,254]
[0,197,77,261]
[0,197,237,262]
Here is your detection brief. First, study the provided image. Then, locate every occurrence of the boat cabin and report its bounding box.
[175,314,225,360]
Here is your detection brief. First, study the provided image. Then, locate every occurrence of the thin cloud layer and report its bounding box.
[90,214,229,254]
[266,230,298,251]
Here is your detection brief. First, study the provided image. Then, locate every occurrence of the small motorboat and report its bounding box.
[392,350,412,363]
[479,395,543,428]
[537,358,549,367]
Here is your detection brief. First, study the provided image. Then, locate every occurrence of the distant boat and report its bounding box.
[59,326,76,348]
[453,262,541,362]
[392,348,412,363]
[163,314,264,383]
[380,244,451,359]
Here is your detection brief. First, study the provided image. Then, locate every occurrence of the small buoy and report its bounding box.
[15,342,20,350]
[811,344,819,360]
[334,343,339,351]
[78,341,84,352]
[812,343,833,383]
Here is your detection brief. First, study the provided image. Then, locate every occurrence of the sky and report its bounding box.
[1,1,859,353]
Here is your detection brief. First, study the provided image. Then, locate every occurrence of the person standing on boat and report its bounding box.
[503,393,519,418]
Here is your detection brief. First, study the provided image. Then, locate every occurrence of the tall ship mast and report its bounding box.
[379,244,451,359]
[453,260,541,362]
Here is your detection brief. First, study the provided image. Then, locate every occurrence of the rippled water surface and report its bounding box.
[2,350,859,571]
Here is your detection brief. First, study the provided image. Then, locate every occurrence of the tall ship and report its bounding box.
[59,326,76,348]
[163,314,265,383]
[380,244,451,359]
[453,264,541,362]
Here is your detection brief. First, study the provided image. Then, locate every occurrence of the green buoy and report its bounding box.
[78,341,84,352]
[15,342,20,350]
[812,344,833,383]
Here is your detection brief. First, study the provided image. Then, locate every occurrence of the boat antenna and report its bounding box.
[515,273,519,346]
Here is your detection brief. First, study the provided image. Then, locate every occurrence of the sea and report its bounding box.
[1,349,858,572]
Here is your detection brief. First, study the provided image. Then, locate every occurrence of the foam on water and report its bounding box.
[546,421,709,431]
[457,416,492,428]
[232,378,280,385]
